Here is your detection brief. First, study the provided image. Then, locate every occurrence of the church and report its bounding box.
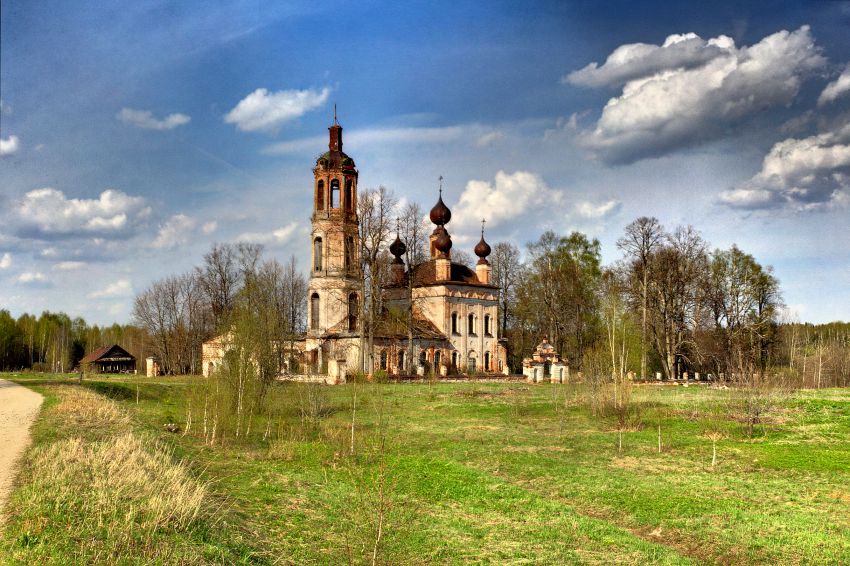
[204,116,508,382]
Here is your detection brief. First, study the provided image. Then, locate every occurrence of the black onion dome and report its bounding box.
[474,236,491,260]
[429,194,452,226]
[389,234,407,261]
[434,229,453,254]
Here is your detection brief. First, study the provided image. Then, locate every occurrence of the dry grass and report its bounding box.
[3,385,218,564]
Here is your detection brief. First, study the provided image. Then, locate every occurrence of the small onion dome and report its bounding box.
[389,234,406,263]
[474,236,491,263]
[429,194,452,226]
[434,227,453,255]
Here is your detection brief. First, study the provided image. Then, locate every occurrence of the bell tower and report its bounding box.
[307,112,361,337]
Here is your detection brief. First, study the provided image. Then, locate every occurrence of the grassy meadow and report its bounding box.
[1,373,849,565]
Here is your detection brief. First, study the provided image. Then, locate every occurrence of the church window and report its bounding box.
[330,179,340,208]
[434,350,441,369]
[451,312,459,335]
[345,236,355,269]
[313,238,323,271]
[310,293,320,330]
[380,350,388,371]
[419,350,427,366]
[348,293,358,332]
[451,351,458,368]
[316,180,325,211]
[345,179,353,211]
[468,352,477,373]
[397,350,405,372]
[484,352,491,372]
[468,314,476,336]
[484,315,491,336]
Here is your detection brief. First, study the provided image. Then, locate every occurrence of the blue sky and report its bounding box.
[2,0,849,324]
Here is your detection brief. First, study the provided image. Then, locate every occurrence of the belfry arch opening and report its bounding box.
[330,179,340,208]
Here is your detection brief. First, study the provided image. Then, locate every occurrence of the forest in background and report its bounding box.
[1,195,848,387]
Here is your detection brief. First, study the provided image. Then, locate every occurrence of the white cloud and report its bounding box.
[17,272,50,287]
[0,253,11,269]
[818,64,850,106]
[476,131,505,147]
[17,188,149,238]
[574,199,622,219]
[225,87,329,133]
[565,32,731,88]
[117,108,191,130]
[88,279,132,299]
[54,261,87,271]
[201,221,218,235]
[570,26,825,164]
[152,214,196,249]
[1,135,20,156]
[451,171,561,230]
[264,125,467,155]
[720,121,850,211]
[236,222,298,245]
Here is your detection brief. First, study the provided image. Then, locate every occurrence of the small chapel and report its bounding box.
[304,115,508,381]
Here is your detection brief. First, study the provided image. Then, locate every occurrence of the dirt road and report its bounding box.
[0,379,43,524]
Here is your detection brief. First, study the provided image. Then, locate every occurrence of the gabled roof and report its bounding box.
[80,344,135,364]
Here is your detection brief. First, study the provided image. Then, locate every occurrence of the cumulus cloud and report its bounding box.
[16,188,150,238]
[88,279,132,299]
[1,135,20,156]
[451,171,561,230]
[117,108,191,130]
[569,26,825,164]
[54,261,87,271]
[17,272,50,288]
[236,222,298,245]
[201,221,218,235]
[818,64,850,106]
[574,199,622,219]
[720,121,850,211]
[476,131,505,147]
[225,87,329,133]
[152,214,196,249]
[0,253,11,269]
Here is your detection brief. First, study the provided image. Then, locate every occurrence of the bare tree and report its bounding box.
[398,202,430,373]
[197,243,240,333]
[618,216,665,380]
[358,186,397,373]
[491,242,521,342]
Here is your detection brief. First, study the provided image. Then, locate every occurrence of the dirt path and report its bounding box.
[0,379,43,524]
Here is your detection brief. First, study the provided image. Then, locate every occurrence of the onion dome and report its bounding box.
[434,226,453,255]
[429,179,452,226]
[475,219,491,264]
[389,233,406,263]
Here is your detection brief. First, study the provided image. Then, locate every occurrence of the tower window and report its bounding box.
[345,236,355,270]
[313,238,323,271]
[348,293,358,332]
[451,312,458,335]
[316,180,325,211]
[330,179,340,208]
[345,179,353,211]
[310,293,320,330]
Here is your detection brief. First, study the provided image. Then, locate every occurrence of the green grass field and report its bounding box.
[2,373,849,565]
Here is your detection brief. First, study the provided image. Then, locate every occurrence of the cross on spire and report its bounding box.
[333,103,338,125]
[481,218,486,237]
[438,175,443,196]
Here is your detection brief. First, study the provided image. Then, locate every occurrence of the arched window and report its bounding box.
[380,350,387,371]
[434,350,441,369]
[451,351,458,369]
[484,352,491,372]
[313,237,323,271]
[345,236,354,270]
[348,293,358,332]
[330,179,340,208]
[397,350,405,372]
[310,293,320,330]
[419,350,427,366]
[484,315,491,336]
[316,180,325,211]
[345,179,353,211]
[468,314,476,335]
[451,312,458,335]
